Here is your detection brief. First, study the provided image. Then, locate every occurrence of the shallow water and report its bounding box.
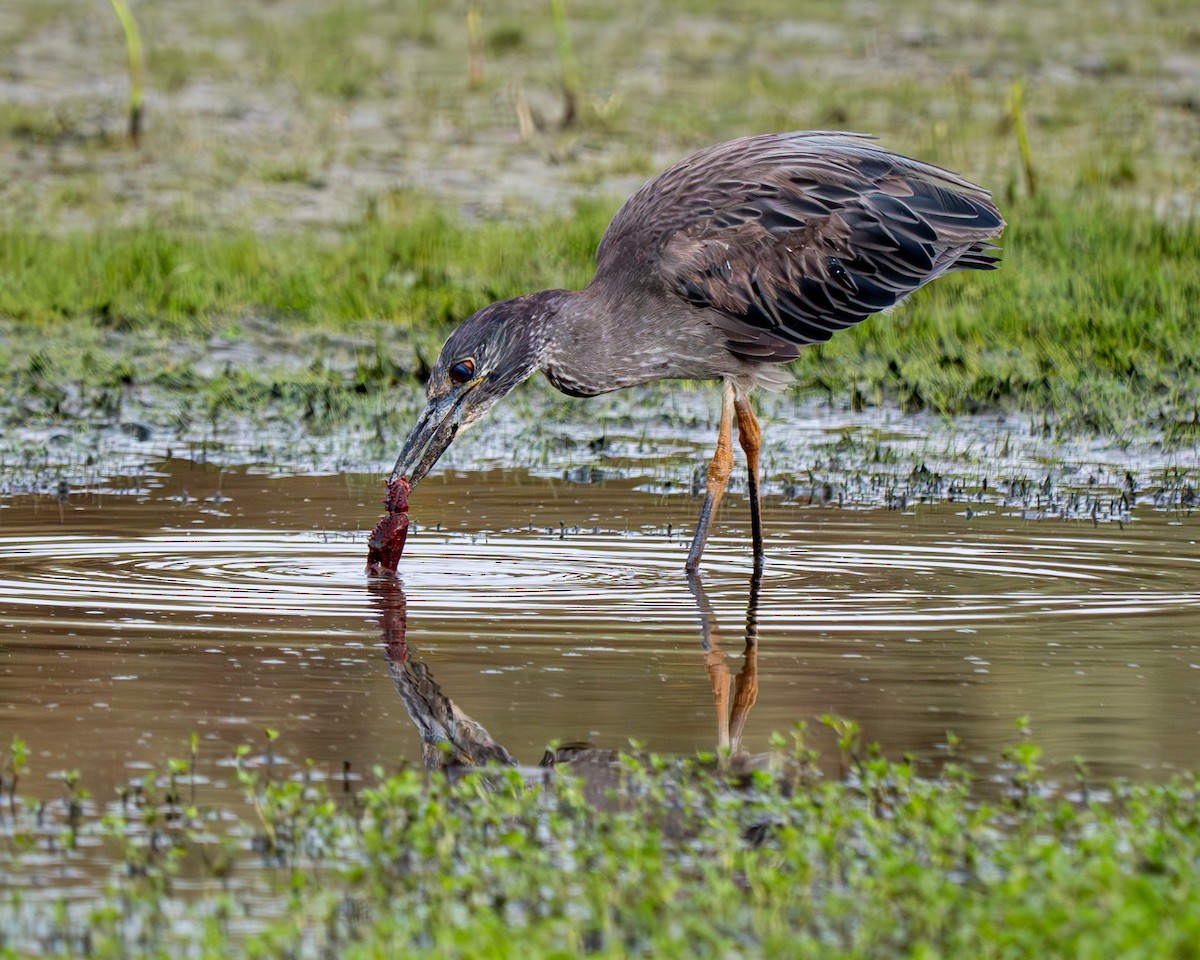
[2,456,1198,799]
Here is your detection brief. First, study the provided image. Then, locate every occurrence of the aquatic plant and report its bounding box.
[1006,79,1037,198]
[108,0,144,146]
[4,729,1200,957]
[550,0,579,126]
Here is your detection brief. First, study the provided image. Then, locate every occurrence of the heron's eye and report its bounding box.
[449,358,476,384]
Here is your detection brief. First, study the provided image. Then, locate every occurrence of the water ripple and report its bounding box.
[1,521,1196,637]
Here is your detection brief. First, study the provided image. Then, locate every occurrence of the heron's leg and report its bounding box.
[734,395,764,569]
[686,382,736,572]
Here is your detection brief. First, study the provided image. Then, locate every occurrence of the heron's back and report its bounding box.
[591,131,1004,366]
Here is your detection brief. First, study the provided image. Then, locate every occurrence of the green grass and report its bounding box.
[3,0,1195,439]
[6,0,1198,227]
[0,194,600,334]
[798,194,1200,431]
[2,189,1196,432]
[3,2,1198,952]
[4,729,1200,958]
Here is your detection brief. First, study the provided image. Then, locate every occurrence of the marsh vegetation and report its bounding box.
[2,0,1199,955]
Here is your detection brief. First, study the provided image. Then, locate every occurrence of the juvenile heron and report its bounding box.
[389,131,1005,572]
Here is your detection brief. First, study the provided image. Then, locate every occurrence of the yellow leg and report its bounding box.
[687,381,736,573]
[734,394,764,569]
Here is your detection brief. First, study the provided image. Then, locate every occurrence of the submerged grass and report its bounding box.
[2,189,1197,433]
[4,730,1200,958]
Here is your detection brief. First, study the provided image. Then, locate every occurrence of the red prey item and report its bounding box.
[366,477,410,575]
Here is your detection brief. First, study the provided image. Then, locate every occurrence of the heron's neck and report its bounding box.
[509,288,570,365]
[536,285,661,398]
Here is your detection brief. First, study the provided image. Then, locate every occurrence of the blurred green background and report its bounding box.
[1,0,1198,431]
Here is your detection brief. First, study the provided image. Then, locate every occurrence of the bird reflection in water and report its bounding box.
[368,574,762,771]
[371,578,515,770]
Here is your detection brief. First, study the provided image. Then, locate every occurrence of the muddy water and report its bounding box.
[1,457,1199,801]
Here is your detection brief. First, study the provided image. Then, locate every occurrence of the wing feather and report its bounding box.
[594,132,1005,362]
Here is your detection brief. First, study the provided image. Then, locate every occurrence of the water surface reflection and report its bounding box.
[0,459,1198,799]
[373,578,515,769]
[370,571,763,770]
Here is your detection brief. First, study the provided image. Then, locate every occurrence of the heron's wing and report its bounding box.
[596,132,1005,361]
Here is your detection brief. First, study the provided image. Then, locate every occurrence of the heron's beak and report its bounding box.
[389,392,463,487]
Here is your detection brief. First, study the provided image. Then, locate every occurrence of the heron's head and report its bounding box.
[390,291,560,487]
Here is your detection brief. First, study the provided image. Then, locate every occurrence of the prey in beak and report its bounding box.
[368,292,558,573]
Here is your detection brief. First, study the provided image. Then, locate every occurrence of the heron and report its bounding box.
[388,131,1005,572]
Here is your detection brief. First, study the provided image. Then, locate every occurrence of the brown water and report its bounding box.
[2,456,1199,802]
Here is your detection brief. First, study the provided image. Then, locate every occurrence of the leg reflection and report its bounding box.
[688,569,761,759]
[371,572,762,771]
[369,578,516,770]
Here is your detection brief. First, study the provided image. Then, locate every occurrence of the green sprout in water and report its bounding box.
[467,2,484,87]
[3,735,28,818]
[1007,78,1037,198]
[549,0,578,127]
[109,0,145,146]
